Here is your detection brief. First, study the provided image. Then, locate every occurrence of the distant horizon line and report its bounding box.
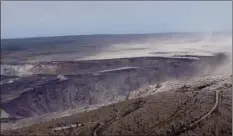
[1,31,232,40]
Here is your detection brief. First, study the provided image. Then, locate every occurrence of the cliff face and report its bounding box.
[1,54,228,118]
[1,53,227,76]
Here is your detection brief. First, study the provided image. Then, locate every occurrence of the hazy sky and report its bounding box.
[1,1,232,39]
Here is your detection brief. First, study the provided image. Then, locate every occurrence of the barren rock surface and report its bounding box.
[1,33,232,134]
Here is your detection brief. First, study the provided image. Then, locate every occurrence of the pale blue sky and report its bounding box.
[1,1,232,39]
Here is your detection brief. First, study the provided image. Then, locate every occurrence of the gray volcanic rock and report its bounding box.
[0,54,228,118]
[0,53,227,76]
[1,73,231,131]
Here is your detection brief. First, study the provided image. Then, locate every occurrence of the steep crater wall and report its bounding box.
[1,53,228,118]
